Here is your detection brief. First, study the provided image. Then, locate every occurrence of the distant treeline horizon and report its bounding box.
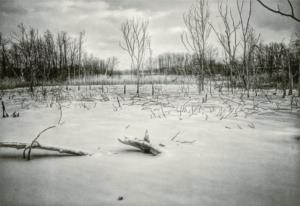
[0,24,299,95]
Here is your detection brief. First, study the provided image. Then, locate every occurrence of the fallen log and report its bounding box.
[0,141,91,157]
[118,137,161,156]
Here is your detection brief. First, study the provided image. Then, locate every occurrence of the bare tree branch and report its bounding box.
[120,18,150,95]
[182,0,211,93]
[256,0,300,22]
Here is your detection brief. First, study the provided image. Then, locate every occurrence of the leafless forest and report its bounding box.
[0,0,299,206]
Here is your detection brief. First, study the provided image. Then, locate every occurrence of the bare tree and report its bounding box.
[290,34,300,96]
[256,0,300,23]
[120,18,150,95]
[206,46,218,95]
[0,33,9,79]
[286,47,293,95]
[78,31,85,82]
[69,38,78,83]
[43,30,55,82]
[147,39,153,75]
[62,32,69,70]
[236,0,260,97]
[105,56,119,76]
[211,0,240,93]
[146,39,156,95]
[247,28,261,95]
[56,32,66,80]
[182,0,211,93]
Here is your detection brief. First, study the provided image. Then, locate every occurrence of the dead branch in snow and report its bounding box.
[118,138,161,155]
[176,140,197,144]
[0,142,90,156]
[0,102,91,159]
[24,103,63,160]
[118,134,161,156]
[170,131,181,141]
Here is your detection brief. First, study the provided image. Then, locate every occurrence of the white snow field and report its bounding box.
[0,84,300,206]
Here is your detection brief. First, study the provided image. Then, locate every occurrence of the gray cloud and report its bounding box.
[0,0,28,15]
[102,0,194,11]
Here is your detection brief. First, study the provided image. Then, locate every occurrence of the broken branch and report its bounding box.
[118,137,161,155]
[0,142,91,156]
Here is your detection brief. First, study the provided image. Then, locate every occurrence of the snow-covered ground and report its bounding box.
[0,85,299,206]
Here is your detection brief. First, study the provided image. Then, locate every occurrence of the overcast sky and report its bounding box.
[0,0,299,69]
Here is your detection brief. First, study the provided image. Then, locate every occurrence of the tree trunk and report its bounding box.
[152,83,154,96]
[136,70,140,95]
[298,59,300,97]
[136,80,140,95]
[288,57,293,95]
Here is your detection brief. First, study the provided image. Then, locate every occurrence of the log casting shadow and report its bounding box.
[0,151,77,161]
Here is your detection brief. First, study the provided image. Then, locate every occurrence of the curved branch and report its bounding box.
[26,103,63,160]
[256,0,300,22]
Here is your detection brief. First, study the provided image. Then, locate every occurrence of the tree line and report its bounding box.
[142,39,299,96]
[0,24,118,88]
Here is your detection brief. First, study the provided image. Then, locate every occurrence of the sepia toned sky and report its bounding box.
[0,0,299,69]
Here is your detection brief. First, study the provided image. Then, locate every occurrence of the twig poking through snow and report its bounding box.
[58,103,63,125]
[1,101,9,118]
[170,131,181,141]
[160,104,166,118]
[117,97,122,108]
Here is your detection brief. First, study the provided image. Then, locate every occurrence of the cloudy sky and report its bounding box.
[0,0,299,69]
